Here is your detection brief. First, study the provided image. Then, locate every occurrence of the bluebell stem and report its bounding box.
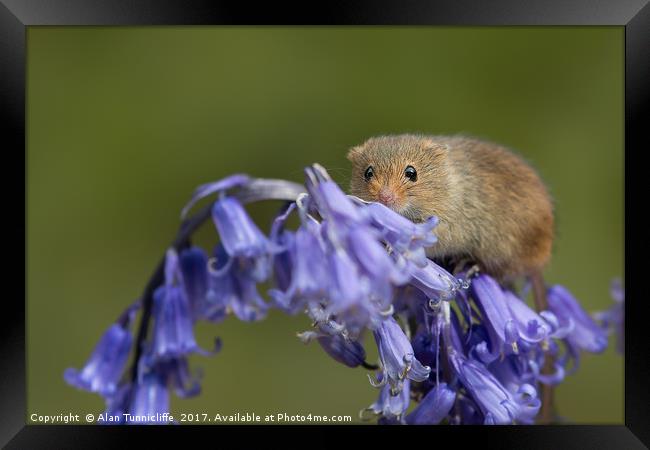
[66,163,619,426]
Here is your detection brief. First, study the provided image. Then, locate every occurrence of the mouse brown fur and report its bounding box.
[347,134,554,281]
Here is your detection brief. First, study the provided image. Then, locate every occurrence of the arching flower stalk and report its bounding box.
[65,164,621,425]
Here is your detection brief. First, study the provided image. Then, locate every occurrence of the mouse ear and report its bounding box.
[421,137,448,152]
[346,145,363,163]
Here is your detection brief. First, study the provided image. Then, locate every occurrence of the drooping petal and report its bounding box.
[364,201,438,263]
[305,173,367,225]
[408,259,461,302]
[229,271,270,321]
[547,285,608,353]
[315,334,367,368]
[373,316,431,394]
[128,371,171,424]
[503,290,550,343]
[347,225,410,288]
[102,383,132,423]
[178,246,209,319]
[365,376,411,422]
[150,284,215,358]
[64,323,133,396]
[471,275,550,353]
[446,350,518,425]
[488,355,543,422]
[406,383,456,425]
[326,248,368,312]
[164,356,210,398]
[212,196,282,259]
[269,222,329,313]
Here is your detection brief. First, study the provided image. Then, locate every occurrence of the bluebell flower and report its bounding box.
[595,279,624,353]
[156,356,207,399]
[525,341,566,386]
[305,166,368,227]
[102,383,132,423]
[443,302,541,425]
[297,329,367,368]
[69,163,617,426]
[203,195,284,321]
[470,275,557,356]
[149,249,217,360]
[150,283,198,358]
[325,248,377,334]
[447,351,520,424]
[208,244,270,321]
[346,224,411,292]
[408,259,462,304]
[487,356,542,424]
[65,300,140,397]
[547,284,608,354]
[128,371,171,424]
[269,220,329,314]
[363,201,438,267]
[363,376,411,423]
[406,382,456,425]
[371,316,431,395]
[212,196,282,264]
[317,335,367,368]
[101,355,208,424]
[64,323,133,396]
[468,329,501,365]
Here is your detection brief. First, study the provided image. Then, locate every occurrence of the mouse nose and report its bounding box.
[377,188,397,207]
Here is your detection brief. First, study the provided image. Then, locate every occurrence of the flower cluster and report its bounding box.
[65,164,621,425]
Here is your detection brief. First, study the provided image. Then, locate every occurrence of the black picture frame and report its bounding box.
[2,0,647,447]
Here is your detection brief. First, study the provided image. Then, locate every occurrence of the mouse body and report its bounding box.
[347,134,554,281]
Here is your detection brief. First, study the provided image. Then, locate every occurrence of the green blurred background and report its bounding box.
[27,27,623,424]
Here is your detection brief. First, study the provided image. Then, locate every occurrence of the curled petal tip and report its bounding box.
[367,373,387,388]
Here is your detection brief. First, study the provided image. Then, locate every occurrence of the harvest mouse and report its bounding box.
[347,134,554,283]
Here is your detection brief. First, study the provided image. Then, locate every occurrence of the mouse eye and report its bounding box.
[404,165,417,181]
[364,166,374,181]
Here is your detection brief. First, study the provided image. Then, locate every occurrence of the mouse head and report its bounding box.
[347,134,450,222]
